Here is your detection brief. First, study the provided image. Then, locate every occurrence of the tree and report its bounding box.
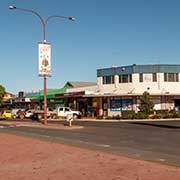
[139,91,154,114]
[0,85,5,104]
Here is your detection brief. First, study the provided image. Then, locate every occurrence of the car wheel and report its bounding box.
[38,114,42,119]
[19,113,25,120]
[73,114,78,119]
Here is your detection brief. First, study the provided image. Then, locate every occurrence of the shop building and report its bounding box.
[56,81,98,116]
[97,64,180,116]
[19,64,180,118]
[25,81,98,117]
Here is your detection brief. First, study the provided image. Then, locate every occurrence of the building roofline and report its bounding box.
[97,64,180,77]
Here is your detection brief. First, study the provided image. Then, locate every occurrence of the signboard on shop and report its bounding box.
[110,99,133,111]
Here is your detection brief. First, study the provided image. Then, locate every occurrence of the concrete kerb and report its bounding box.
[0,121,83,130]
[119,118,180,122]
[1,118,180,129]
[62,118,180,123]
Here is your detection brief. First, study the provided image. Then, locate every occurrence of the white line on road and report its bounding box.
[77,140,111,148]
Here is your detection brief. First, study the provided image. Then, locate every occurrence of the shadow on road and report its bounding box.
[130,122,180,129]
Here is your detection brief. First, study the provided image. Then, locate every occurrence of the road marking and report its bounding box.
[100,144,111,147]
[77,140,111,148]
[10,131,111,148]
[37,134,51,138]
[158,158,166,162]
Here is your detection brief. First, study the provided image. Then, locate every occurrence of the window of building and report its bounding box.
[176,73,179,82]
[139,73,143,82]
[152,73,157,82]
[103,76,114,84]
[168,73,175,82]
[129,74,132,82]
[164,73,179,82]
[164,73,167,82]
[119,74,132,83]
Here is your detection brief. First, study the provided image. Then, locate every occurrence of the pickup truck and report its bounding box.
[16,107,81,120]
[56,107,81,119]
[32,108,56,120]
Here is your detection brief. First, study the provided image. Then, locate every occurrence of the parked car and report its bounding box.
[11,109,25,119]
[25,110,34,118]
[2,110,12,118]
[56,107,81,119]
[32,108,56,120]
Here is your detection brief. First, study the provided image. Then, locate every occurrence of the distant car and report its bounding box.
[11,109,25,119]
[12,109,34,119]
[57,107,81,119]
[2,110,12,118]
[25,110,34,118]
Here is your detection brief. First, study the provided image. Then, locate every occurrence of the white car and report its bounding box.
[57,107,81,119]
[25,110,34,118]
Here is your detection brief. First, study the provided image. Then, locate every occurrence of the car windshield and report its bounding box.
[65,108,70,111]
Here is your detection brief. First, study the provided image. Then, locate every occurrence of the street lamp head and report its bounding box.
[68,17,75,21]
[9,6,16,10]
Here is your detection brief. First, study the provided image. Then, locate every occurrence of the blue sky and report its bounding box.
[1,0,180,94]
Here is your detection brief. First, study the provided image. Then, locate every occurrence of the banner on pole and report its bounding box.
[38,42,51,76]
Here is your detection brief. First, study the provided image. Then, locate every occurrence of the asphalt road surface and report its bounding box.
[0,119,180,167]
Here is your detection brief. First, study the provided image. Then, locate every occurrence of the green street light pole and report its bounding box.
[9,6,75,125]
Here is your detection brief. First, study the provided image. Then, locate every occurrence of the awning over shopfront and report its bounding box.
[39,88,66,99]
[25,92,40,100]
[55,91,85,98]
[26,88,67,100]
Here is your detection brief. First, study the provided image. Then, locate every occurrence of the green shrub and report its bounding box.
[122,111,136,119]
[155,109,169,114]
[154,109,180,119]
[149,114,162,119]
[163,112,179,119]
[177,112,180,118]
[171,112,179,118]
[105,116,113,120]
[135,112,148,119]
[103,115,121,120]
[169,109,176,114]
[96,115,104,119]
[139,91,154,115]
[112,115,121,120]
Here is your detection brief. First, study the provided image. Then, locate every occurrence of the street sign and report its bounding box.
[38,42,51,76]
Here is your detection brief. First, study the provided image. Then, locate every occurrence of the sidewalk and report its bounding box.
[0,133,180,180]
[0,120,83,130]
[50,117,180,122]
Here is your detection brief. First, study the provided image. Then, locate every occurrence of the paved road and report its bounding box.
[0,119,180,167]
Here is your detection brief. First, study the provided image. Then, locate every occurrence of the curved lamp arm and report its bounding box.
[45,15,75,24]
[9,6,46,41]
[9,6,75,42]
